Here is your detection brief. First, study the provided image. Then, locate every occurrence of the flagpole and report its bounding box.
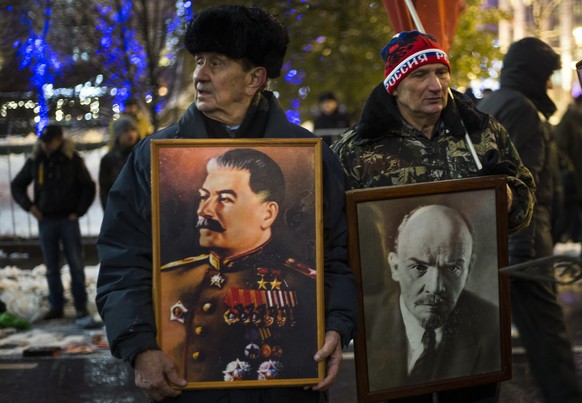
[404,0,425,32]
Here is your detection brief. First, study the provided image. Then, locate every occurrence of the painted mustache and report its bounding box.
[196,216,225,233]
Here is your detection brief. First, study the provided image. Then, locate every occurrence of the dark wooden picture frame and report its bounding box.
[345,176,512,402]
[150,139,325,389]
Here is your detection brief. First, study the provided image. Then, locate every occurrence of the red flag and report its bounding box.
[382,0,465,53]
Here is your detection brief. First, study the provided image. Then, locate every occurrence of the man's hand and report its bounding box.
[310,330,343,391]
[134,349,187,401]
[29,205,43,221]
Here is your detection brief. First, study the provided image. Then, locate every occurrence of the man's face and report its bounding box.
[320,99,338,115]
[119,128,139,148]
[388,206,472,329]
[393,64,450,123]
[196,166,278,258]
[40,137,63,156]
[193,52,261,125]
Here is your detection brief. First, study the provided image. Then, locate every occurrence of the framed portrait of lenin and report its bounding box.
[345,176,512,402]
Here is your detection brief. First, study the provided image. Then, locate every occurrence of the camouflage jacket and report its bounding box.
[331,84,535,233]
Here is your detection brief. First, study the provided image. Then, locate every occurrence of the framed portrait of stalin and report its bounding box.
[345,176,512,402]
[150,139,325,389]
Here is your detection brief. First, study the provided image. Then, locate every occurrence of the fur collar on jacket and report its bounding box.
[31,137,76,160]
[355,83,489,140]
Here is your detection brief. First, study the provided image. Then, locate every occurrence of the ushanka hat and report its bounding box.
[184,5,289,79]
[381,31,450,95]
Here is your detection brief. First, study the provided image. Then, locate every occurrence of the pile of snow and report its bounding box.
[0,264,99,323]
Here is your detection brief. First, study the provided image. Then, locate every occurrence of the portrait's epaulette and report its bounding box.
[283,257,316,279]
[161,254,210,271]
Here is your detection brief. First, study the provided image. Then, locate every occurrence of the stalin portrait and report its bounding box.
[157,147,319,385]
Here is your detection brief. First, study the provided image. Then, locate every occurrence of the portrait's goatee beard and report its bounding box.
[417,294,451,329]
[196,216,225,232]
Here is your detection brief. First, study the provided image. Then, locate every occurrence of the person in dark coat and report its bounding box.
[313,92,351,146]
[98,116,139,209]
[554,95,582,242]
[479,37,582,403]
[10,124,96,322]
[95,5,357,403]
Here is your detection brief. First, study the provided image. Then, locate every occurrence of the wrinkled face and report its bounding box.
[393,64,450,123]
[196,167,278,258]
[388,206,472,329]
[193,52,259,125]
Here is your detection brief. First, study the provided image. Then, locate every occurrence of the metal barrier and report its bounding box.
[0,142,108,240]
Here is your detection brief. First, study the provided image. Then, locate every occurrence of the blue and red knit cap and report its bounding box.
[381,31,450,95]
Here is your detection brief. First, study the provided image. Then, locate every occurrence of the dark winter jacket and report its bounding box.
[98,139,135,209]
[332,84,536,234]
[478,37,561,262]
[96,91,358,366]
[98,147,133,209]
[314,108,351,131]
[556,102,582,200]
[10,138,96,219]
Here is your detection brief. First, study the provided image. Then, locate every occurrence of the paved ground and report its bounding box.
[1,242,581,402]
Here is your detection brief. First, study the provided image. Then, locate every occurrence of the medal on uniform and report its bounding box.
[169,301,188,323]
[257,275,268,290]
[210,273,225,288]
[223,359,251,381]
[224,308,239,325]
[269,277,282,290]
[245,343,260,360]
[257,360,282,380]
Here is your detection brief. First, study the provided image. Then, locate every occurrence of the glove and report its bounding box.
[476,149,517,177]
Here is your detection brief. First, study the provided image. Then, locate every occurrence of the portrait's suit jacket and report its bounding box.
[367,289,501,392]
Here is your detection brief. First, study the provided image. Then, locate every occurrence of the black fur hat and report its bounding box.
[38,124,63,142]
[184,5,289,78]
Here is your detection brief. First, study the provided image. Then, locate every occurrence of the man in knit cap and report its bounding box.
[96,4,357,402]
[332,31,535,402]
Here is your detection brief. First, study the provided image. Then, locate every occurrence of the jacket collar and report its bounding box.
[176,91,295,140]
[356,83,489,140]
[32,137,76,159]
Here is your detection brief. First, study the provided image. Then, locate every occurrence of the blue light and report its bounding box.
[285,109,301,125]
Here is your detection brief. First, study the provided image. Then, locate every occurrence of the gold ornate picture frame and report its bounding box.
[345,176,512,402]
[151,139,325,389]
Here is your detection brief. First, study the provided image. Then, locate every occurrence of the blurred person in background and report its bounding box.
[313,91,351,146]
[99,116,139,210]
[554,95,582,244]
[10,124,96,326]
[121,97,154,139]
[479,37,582,403]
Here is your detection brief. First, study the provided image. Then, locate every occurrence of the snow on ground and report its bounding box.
[0,263,100,323]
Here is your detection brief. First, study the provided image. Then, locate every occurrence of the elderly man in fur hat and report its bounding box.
[96,4,357,402]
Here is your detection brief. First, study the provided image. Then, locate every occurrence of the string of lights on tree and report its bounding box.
[4,0,313,134]
[12,3,63,135]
